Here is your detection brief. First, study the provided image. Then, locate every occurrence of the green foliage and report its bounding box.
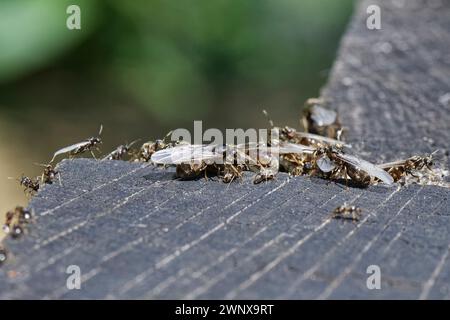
[0,0,99,82]
[0,0,354,123]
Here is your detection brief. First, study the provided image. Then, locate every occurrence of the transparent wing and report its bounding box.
[310,105,337,126]
[101,149,118,161]
[151,144,222,164]
[236,141,315,155]
[51,141,90,161]
[278,142,316,155]
[235,142,264,152]
[227,143,260,165]
[335,153,394,185]
[293,131,351,148]
[233,142,315,167]
[377,159,407,169]
[317,156,336,173]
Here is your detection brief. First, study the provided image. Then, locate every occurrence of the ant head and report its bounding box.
[425,156,434,168]
[20,209,32,221]
[12,225,23,238]
[425,150,438,168]
[318,145,334,155]
[92,137,102,144]
[6,210,15,219]
[154,139,165,150]
[281,126,296,140]
[313,147,326,156]
[0,249,7,264]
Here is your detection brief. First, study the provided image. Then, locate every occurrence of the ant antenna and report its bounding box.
[98,124,103,136]
[163,130,173,143]
[262,110,274,128]
[8,175,23,183]
[34,162,50,168]
[126,139,141,148]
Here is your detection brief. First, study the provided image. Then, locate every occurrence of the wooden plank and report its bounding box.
[1,0,450,299]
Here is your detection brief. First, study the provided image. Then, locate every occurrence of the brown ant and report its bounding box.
[218,164,245,183]
[378,152,437,182]
[35,163,61,185]
[9,175,40,195]
[332,204,362,221]
[103,140,140,161]
[135,131,173,162]
[51,125,103,162]
[3,206,32,239]
[313,146,394,186]
[262,110,349,149]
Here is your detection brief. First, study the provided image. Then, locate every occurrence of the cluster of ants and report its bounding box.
[0,206,32,266]
[148,98,436,208]
[0,97,439,266]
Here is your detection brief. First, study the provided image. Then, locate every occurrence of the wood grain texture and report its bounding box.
[1,0,449,299]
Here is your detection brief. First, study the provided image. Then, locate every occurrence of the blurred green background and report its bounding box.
[0,0,354,220]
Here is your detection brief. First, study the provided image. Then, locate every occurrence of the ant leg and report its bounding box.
[327,169,339,186]
[232,165,243,183]
[405,168,419,178]
[226,175,235,190]
[58,172,63,186]
[91,151,98,160]
[343,166,349,189]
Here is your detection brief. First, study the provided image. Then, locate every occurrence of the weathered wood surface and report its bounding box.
[1,0,450,299]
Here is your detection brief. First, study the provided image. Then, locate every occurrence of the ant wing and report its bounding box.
[310,105,337,126]
[234,142,279,166]
[278,142,316,155]
[51,141,90,162]
[292,131,351,148]
[335,153,394,185]
[316,156,336,173]
[101,149,118,161]
[235,141,314,154]
[151,144,222,165]
[227,144,257,166]
[377,159,408,170]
